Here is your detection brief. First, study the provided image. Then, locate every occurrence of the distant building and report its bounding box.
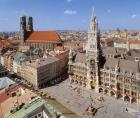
[20,16,62,50]
[112,31,127,39]
[129,40,140,50]
[114,39,140,50]
[0,39,20,49]
[101,38,114,47]
[113,38,127,49]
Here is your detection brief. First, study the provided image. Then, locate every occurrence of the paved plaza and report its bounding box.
[41,79,140,118]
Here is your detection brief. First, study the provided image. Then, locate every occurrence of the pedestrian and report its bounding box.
[125,107,128,112]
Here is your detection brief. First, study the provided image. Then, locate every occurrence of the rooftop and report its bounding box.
[4,96,82,118]
[0,39,20,48]
[1,86,37,118]
[104,58,139,75]
[26,57,59,68]
[0,77,15,93]
[4,97,45,118]
[75,52,86,63]
[27,31,62,43]
[129,39,140,44]
[13,52,28,62]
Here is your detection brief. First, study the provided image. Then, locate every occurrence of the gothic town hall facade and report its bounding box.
[68,10,140,105]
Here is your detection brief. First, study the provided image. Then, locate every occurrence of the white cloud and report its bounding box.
[21,9,27,15]
[107,9,111,13]
[15,9,28,16]
[64,10,77,15]
[131,14,136,19]
[67,0,72,3]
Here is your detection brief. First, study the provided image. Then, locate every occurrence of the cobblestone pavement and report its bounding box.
[41,79,138,118]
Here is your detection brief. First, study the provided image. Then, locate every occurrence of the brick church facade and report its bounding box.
[20,16,62,50]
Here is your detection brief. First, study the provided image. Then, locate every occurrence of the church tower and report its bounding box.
[27,16,33,32]
[20,16,27,44]
[86,8,102,92]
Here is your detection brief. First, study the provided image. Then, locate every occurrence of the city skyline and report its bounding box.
[1,1,140,118]
[0,0,140,31]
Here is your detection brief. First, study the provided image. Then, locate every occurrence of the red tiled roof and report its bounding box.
[128,40,140,44]
[27,31,62,43]
[0,40,10,48]
[8,39,20,45]
[55,53,67,60]
[0,84,23,103]
[0,39,20,48]
[54,46,65,51]
[64,42,79,48]
[0,40,5,48]
[104,38,113,43]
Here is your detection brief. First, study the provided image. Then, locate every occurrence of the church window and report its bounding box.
[90,45,94,48]
[106,66,109,70]
[111,74,115,78]
[112,68,115,71]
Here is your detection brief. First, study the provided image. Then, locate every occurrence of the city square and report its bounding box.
[41,79,139,118]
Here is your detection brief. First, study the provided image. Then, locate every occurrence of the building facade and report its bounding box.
[114,38,140,50]
[20,16,62,50]
[21,54,68,89]
[68,10,140,105]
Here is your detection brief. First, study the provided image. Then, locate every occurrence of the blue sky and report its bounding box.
[0,0,140,31]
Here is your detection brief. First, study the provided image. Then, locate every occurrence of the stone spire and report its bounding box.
[91,7,96,22]
[93,8,97,22]
[90,8,98,31]
[86,7,101,53]
[69,48,73,64]
[86,8,102,92]
[86,7,102,61]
